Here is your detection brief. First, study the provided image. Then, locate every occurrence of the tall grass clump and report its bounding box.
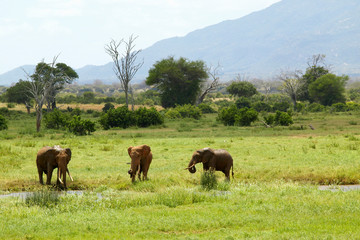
[25,190,60,208]
[200,171,217,191]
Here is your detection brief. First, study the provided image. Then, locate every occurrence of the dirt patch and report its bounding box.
[319,185,360,192]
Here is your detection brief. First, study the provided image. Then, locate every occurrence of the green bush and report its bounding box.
[273,101,291,112]
[176,104,202,119]
[263,114,275,126]
[234,108,258,126]
[0,114,8,130]
[307,102,325,112]
[200,171,217,191]
[198,103,216,113]
[252,101,272,112]
[68,116,96,135]
[135,107,164,127]
[346,102,360,111]
[217,106,258,126]
[164,104,202,120]
[217,105,238,126]
[99,106,135,130]
[331,103,347,112]
[275,111,293,126]
[43,109,70,129]
[102,103,115,113]
[99,106,163,129]
[70,107,82,116]
[164,109,181,119]
[235,97,251,109]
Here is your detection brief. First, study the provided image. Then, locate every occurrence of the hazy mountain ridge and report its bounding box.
[1,0,359,86]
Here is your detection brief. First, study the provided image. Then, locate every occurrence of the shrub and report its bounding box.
[263,114,275,126]
[331,103,347,112]
[217,106,258,126]
[198,103,216,113]
[68,116,96,135]
[176,104,202,119]
[275,111,293,126]
[99,106,163,129]
[43,109,70,129]
[135,107,164,127]
[99,106,135,130]
[252,101,272,112]
[164,109,181,119]
[70,107,82,116]
[0,107,9,116]
[346,102,360,111]
[273,101,291,112]
[200,171,217,191]
[234,108,258,126]
[7,103,15,108]
[0,114,8,130]
[307,102,325,112]
[102,102,115,113]
[235,97,251,109]
[217,105,238,126]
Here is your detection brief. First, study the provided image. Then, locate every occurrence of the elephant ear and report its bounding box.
[200,148,215,163]
[142,145,151,157]
[128,146,133,157]
[65,148,72,161]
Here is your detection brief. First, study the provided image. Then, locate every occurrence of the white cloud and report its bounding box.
[27,0,83,18]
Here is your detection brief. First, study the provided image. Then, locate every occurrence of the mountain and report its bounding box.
[1,0,359,86]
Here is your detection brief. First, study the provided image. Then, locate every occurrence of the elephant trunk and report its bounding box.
[185,160,197,174]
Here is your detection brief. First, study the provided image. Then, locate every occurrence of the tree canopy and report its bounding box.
[4,80,32,104]
[226,81,258,98]
[146,57,208,108]
[309,73,348,106]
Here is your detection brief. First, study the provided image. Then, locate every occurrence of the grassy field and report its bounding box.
[1,108,360,239]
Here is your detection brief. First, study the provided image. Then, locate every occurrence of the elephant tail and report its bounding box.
[231,164,234,179]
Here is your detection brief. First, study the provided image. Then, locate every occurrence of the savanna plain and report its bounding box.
[1,109,360,239]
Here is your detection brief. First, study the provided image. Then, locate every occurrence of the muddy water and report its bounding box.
[318,185,360,192]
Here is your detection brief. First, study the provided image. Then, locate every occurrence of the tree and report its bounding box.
[146,57,208,108]
[299,54,330,101]
[26,57,78,132]
[4,80,32,106]
[226,81,257,98]
[278,69,303,109]
[31,61,78,111]
[105,35,143,108]
[309,73,348,106]
[197,63,221,105]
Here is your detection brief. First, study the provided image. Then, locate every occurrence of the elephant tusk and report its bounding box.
[184,163,196,170]
[67,169,74,182]
[58,169,64,184]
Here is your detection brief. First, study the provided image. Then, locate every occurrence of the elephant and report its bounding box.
[127,145,152,182]
[185,148,234,180]
[36,145,73,189]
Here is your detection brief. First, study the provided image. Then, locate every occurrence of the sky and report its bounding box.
[0,0,281,74]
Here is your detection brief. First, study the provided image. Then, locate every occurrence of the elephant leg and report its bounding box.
[46,166,54,185]
[56,168,60,185]
[38,169,44,184]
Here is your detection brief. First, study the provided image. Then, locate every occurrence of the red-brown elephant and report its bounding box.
[185,148,234,180]
[36,145,73,189]
[127,145,152,182]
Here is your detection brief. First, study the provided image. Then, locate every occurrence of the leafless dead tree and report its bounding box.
[105,35,143,108]
[278,69,304,109]
[197,63,222,105]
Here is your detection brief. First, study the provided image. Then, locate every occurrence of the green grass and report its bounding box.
[1,110,360,238]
